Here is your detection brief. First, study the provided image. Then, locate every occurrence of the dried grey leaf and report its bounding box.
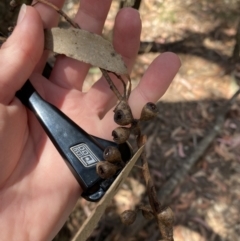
[44,28,128,75]
[71,146,144,241]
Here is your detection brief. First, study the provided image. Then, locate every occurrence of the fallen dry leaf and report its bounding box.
[214,143,234,161]
[171,126,186,139]
[177,142,186,158]
[174,225,206,241]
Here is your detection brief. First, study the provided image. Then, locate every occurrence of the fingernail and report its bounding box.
[17,4,27,25]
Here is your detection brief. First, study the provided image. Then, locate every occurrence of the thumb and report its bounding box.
[0,4,44,105]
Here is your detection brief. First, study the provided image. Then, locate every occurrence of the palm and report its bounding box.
[0,75,117,240]
[0,1,180,240]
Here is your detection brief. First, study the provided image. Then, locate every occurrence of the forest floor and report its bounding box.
[50,0,240,240]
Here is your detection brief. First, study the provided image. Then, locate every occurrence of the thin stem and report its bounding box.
[32,0,79,28]
[140,148,161,214]
[111,72,132,100]
[126,74,132,99]
[116,74,127,99]
[101,68,123,100]
[111,72,127,98]
[137,135,174,240]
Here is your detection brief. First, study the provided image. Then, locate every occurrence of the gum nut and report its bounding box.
[103,146,122,163]
[142,208,154,220]
[96,161,118,179]
[140,102,158,121]
[120,210,137,225]
[112,127,131,144]
[114,101,133,126]
[157,207,174,226]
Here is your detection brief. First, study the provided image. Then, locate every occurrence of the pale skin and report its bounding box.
[0,0,181,240]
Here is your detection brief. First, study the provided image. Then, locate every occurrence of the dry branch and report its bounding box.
[158,88,240,203]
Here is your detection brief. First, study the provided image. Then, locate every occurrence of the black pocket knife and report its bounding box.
[16,78,132,202]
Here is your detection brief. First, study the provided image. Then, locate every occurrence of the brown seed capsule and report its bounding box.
[140,102,158,121]
[156,207,174,240]
[140,205,154,220]
[157,207,174,226]
[114,101,134,126]
[112,127,131,144]
[142,209,154,220]
[120,210,137,225]
[96,161,118,179]
[103,146,122,163]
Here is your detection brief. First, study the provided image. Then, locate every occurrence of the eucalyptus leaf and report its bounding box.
[44,28,128,75]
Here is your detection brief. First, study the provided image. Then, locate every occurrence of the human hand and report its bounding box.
[0,1,181,240]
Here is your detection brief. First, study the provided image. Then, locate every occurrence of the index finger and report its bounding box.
[0,6,44,104]
[32,0,65,72]
[33,0,65,28]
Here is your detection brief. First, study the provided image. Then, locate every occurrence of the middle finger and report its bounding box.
[33,0,65,73]
[49,0,112,90]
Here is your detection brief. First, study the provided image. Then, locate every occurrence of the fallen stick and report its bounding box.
[158,88,240,203]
